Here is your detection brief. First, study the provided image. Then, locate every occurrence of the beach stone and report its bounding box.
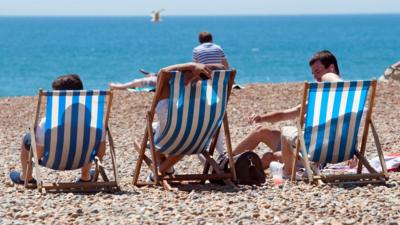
[343,219,358,225]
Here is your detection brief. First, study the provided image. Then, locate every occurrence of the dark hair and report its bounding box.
[309,50,340,75]
[52,74,84,90]
[198,31,213,44]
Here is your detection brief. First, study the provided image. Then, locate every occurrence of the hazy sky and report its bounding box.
[1,0,400,16]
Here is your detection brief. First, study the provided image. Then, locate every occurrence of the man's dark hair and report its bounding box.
[198,31,213,44]
[52,74,84,90]
[309,50,340,75]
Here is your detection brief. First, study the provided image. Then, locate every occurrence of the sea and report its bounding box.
[1,15,399,97]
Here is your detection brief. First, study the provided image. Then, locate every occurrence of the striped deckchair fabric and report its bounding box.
[155,70,230,155]
[29,89,119,192]
[304,81,370,164]
[40,90,107,170]
[133,69,237,189]
[292,79,388,185]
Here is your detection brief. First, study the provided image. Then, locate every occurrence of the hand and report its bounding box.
[184,63,212,85]
[248,114,262,124]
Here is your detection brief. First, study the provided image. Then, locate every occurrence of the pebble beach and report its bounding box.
[1,82,400,224]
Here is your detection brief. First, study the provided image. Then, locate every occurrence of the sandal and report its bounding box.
[75,169,97,183]
[9,171,36,185]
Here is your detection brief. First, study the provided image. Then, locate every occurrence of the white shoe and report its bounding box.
[145,172,154,182]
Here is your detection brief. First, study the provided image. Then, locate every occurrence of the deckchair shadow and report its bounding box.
[28,90,119,193]
[132,70,237,190]
[290,80,388,185]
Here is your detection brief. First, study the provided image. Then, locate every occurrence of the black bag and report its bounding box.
[211,151,266,185]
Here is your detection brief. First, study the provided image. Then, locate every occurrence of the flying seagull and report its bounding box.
[151,9,165,22]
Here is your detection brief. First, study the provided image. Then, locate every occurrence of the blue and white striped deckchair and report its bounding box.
[29,90,119,192]
[293,80,388,184]
[133,69,237,189]
[154,70,230,155]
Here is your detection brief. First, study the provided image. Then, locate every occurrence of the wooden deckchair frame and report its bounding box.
[132,70,237,190]
[27,90,120,193]
[290,80,389,185]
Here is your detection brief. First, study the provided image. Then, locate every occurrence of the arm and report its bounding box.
[157,62,223,100]
[221,57,229,69]
[250,104,301,124]
[108,80,138,90]
[158,62,225,84]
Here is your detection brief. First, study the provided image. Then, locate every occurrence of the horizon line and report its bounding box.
[1,12,400,17]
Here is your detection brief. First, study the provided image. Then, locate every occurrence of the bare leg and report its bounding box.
[159,155,183,174]
[20,138,43,181]
[80,141,106,181]
[281,135,295,175]
[20,143,33,181]
[233,126,281,156]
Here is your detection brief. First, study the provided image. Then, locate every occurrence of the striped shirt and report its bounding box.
[192,42,226,64]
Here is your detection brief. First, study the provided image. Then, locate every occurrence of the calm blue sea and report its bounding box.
[1,15,400,97]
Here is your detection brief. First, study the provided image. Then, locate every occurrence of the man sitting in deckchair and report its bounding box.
[232,50,349,176]
[10,74,105,185]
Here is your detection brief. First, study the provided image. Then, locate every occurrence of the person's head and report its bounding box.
[309,50,340,81]
[52,74,84,90]
[198,31,213,44]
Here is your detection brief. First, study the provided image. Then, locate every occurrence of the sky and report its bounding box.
[1,0,400,16]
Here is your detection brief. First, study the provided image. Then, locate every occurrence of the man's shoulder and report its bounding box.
[194,43,222,51]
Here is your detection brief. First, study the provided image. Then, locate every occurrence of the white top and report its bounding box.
[192,42,226,64]
[35,117,105,147]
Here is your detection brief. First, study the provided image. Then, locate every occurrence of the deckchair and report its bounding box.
[28,90,119,192]
[132,70,237,190]
[291,80,388,185]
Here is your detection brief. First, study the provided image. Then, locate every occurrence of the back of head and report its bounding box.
[198,31,213,44]
[52,74,84,90]
[309,50,340,75]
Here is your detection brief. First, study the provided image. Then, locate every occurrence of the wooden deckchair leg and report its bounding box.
[370,121,389,179]
[146,111,159,185]
[295,120,313,183]
[223,115,237,182]
[29,92,43,190]
[289,144,298,182]
[202,151,237,189]
[30,129,42,190]
[107,128,118,184]
[354,150,378,174]
[202,127,219,176]
[358,80,377,173]
[133,141,153,167]
[93,157,100,181]
[132,126,149,185]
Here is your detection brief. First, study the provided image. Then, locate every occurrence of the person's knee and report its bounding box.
[254,125,271,136]
[255,126,280,136]
[22,133,31,151]
[261,152,274,169]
